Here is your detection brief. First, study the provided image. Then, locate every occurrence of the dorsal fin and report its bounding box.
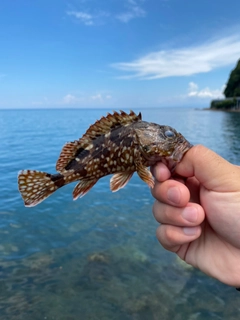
[82,110,141,140]
[56,110,141,173]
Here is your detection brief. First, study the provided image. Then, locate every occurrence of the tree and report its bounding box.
[224,59,240,98]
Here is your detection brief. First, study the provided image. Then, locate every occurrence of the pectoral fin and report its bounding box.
[73,179,97,200]
[135,162,154,188]
[110,172,134,192]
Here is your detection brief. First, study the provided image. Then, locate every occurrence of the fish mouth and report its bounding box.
[162,137,192,172]
[172,137,193,162]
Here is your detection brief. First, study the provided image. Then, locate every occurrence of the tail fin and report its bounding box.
[18,170,61,207]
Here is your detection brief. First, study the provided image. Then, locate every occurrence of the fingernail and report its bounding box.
[167,187,180,205]
[182,207,198,222]
[183,227,198,235]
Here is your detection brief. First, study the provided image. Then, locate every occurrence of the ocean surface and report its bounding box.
[1,107,240,319]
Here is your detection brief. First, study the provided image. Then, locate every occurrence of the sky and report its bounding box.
[1,0,240,109]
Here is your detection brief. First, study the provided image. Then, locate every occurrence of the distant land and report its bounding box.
[210,59,240,111]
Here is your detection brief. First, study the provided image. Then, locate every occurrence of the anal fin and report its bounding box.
[110,172,134,192]
[73,179,97,200]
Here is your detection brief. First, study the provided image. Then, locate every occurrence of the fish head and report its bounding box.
[135,123,192,171]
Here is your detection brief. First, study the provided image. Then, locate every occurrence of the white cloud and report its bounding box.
[67,11,93,25]
[62,93,112,105]
[116,0,146,23]
[116,6,145,23]
[67,0,146,26]
[67,10,111,26]
[31,97,49,106]
[112,34,240,79]
[91,93,112,102]
[188,82,198,93]
[91,93,103,101]
[187,82,225,99]
[63,94,79,104]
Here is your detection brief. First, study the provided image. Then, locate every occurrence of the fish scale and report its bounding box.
[18,110,192,207]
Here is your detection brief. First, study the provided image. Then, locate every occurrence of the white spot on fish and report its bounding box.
[86,144,94,150]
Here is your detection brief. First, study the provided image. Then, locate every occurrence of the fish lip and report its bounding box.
[162,140,192,172]
[172,139,193,162]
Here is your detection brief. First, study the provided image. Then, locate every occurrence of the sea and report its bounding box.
[1,107,240,320]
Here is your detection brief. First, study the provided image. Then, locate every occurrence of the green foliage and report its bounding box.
[234,87,240,97]
[210,98,236,110]
[224,60,240,97]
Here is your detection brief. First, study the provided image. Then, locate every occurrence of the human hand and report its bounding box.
[151,145,240,287]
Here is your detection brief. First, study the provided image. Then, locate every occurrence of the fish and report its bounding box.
[18,110,192,207]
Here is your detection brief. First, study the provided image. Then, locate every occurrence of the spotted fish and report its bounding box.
[18,110,192,207]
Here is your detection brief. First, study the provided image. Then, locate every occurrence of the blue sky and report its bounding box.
[1,0,240,109]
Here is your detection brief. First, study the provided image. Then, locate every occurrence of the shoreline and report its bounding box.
[203,108,240,113]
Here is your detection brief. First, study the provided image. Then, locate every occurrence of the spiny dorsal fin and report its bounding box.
[56,110,141,173]
[82,110,141,140]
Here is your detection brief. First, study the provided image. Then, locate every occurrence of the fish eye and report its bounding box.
[143,145,150,152]
[164,130,175,138]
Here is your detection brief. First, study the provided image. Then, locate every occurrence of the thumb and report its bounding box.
[175,145,240,192]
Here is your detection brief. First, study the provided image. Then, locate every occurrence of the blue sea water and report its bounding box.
[1,107,240,319]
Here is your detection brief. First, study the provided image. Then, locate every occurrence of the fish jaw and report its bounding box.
[161,136,192,171]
